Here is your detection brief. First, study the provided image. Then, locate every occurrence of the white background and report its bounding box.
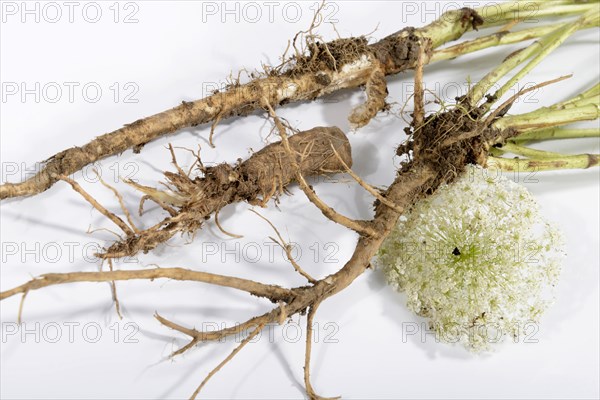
[1,1,599,399]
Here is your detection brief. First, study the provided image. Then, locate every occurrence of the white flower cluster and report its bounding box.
[377,165,564,352]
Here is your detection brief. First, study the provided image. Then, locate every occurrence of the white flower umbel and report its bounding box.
[377,164,564,352]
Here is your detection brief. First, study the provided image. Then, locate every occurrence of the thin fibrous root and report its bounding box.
[0,268,293,303]
[214,208,244,239]
[304,301,340,400]
[249,209,317,283]
[329,144,403,213]
[106,259,123,320]
[58,174,135,236]
[155,309,281,357]
[189,323,265,400]
[209,111,223,148]
[95,169,140,234]
[264,100,378,237]
[17,292,27,325]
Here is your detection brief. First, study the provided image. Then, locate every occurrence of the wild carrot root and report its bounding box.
[1,59,594,400]
[3,0,594,200]
[63,126,353,259]
[2,2,598,398]
[0,56,521,396]
[0,99,505,399]
[0,7,487,200]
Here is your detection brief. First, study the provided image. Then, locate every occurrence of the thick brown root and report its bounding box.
[80,127,353,259]
[0,7,484,200]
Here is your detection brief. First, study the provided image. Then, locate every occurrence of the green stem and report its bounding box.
[556,83,600,108]
[416,0,596,49]
[488,154,599,172]
[489,147,505,157]
[551,90,600,111]
[511,128,600,141]
[563,96,599,110]
[465,9,599,106]
[491,9,599,107]
[431,19,595,63]
[496,142,565,158]
[477,1,597,29]
[494,103,600,132]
